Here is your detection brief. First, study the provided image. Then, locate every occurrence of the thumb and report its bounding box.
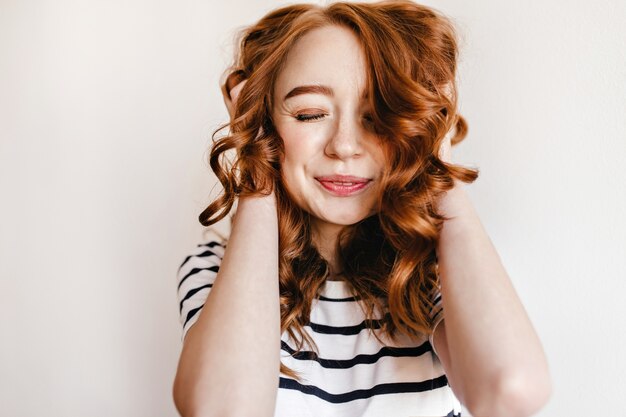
[229,79,248,111]
[222,73,247,120]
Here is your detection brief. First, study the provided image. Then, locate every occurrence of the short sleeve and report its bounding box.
[428,263,444,357]
[176,237,226,342]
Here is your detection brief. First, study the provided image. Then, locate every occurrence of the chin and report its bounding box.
[319,209,374,226]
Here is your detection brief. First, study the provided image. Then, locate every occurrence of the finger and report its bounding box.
[229,80,247,108]
[438,134,452,163]
[223,80,247,121]
[222,90,235,120]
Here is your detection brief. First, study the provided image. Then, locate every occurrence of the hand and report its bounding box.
[438,130,452,163]
[224,76,266,143]
[222,76,248,121]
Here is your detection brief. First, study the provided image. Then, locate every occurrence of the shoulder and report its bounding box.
[180,238,226,265]
[176,232,228,341]
[177,230,228,277]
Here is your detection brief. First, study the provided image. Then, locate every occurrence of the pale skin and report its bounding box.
[222,25,552,417]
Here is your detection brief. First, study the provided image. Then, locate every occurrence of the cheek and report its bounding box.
[278,131,323,207]
[280,149,309,202]
[279,155,310,212]
[370,141,389,175]
[280,128,322,172]
[278,137,304,189]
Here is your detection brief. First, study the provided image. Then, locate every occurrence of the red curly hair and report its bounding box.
[199,0,479,381]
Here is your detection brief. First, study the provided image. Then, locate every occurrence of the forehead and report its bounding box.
[274,25,368,98]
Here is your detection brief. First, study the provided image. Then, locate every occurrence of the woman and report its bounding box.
[173,1,552,416]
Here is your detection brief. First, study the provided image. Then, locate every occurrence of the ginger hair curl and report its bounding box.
[199,0,479,382]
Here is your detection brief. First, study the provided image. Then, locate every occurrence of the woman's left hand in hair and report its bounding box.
[223,76,248,121]
[438,132,452,164]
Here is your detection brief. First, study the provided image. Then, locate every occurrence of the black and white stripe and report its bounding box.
[176,237,462,417]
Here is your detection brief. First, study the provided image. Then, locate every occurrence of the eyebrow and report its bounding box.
[283,84,369,101]
[284,85,333,101]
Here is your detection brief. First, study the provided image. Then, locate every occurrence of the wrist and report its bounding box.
[237,191,277,211]
[437,181,470,219]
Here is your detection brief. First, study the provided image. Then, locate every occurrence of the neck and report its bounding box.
[310,219,345,279]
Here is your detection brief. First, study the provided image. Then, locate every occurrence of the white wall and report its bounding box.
[0,1,624,416]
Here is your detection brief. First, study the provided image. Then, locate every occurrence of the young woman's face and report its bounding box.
[272,25,386,229]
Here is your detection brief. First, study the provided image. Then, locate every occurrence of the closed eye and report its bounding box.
[295,113,326,122]
[295,113,374,124]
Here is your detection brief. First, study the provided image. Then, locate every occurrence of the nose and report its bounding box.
[324,113,364,160]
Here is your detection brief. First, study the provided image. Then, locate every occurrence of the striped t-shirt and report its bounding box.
[176,236,462,417]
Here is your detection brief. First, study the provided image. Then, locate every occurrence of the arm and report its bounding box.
[173,194,280,417]
[173,77,280,417]
[432,183,552,417]
[431,133,552,417]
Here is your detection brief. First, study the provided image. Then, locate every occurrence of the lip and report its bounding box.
[316,174,370,183]
[315,174,373,197]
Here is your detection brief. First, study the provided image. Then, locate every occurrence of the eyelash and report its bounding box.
[295,113,326,122]
[294,113,374,124]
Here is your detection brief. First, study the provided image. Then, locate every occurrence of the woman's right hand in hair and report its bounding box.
[223,76,248,121]
[222,72,273,195]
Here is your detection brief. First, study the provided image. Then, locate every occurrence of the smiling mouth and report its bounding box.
[315,178,372,197]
